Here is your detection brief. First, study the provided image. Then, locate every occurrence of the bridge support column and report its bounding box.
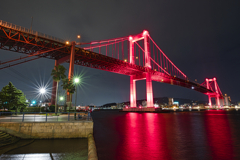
[146,72,154,108]
[216,96,220,108]
[66,42,76,109]
[51,55,70,106]
[130,76,136,108]
[208,95,212,108]
[143,31,153,108]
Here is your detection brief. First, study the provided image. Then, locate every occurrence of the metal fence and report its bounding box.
[0,112,92,122]
[0,20,65,44]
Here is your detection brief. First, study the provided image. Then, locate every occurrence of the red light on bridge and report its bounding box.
[129,36,133,41]
[143,30,148,35]
[213,77,216,80]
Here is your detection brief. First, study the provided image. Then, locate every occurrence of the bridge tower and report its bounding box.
[206,78,223,108]
[129,30,154,108]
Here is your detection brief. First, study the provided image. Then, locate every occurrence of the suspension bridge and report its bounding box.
[0,20,224,110]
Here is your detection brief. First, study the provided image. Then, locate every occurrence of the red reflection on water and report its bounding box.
[204,110,234,160]
[116,113,171,160]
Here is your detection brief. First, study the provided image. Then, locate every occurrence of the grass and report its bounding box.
[51,113,61,116]
[39,113,49,116]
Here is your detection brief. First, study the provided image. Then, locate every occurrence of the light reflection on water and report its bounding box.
[93,110,240,160]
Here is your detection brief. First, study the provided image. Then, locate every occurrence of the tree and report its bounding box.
[0,82,28,112]
[0,88,7,110]
[61,78,75,110]
[51,65,66,113]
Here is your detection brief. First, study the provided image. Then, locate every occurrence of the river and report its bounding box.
[92,109,240,160]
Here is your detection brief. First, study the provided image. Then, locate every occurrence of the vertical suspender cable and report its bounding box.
[138,44,141,66]
[153,44,156,69]
[122,41,124,61]
[99,42,101,54]
[160,51,162,72]
[118,42,119,59]
[115,40,116,59]
[157,49,159,71]
[142,41,144,66]
[127,41,129,62]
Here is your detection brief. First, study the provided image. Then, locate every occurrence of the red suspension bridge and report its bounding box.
[0,20,224,109]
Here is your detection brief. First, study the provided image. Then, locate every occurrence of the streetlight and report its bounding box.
[59,96,64,112]
[74,77,80,119]
[39,88,46,112]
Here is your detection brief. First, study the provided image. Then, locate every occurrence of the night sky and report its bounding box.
[0,0,240,106]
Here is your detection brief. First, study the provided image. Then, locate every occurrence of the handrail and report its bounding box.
[0,20,65,44]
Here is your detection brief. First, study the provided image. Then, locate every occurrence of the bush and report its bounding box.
[67,109,75,112]
[9,109,20,113]
[48,105,55,112]
[23,107,45,112]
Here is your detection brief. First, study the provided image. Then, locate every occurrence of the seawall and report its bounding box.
[0,121,93,139]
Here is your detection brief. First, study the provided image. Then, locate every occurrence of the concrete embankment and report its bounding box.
[88,133,98,160]
[0,121,93,139]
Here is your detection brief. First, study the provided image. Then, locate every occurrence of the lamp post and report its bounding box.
[74,77,80,119]
[59,96,64,112]
[39,88,46,113]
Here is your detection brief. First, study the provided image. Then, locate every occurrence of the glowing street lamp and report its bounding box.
[39,87,46,112]
[40,88,46,94]
[74,77,80,119]
[74,77,80,84]
[60,96,64,101]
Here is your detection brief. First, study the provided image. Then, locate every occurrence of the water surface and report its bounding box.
[92,110,240,160]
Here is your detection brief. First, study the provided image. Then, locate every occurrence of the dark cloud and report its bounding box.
[0,0,240,105]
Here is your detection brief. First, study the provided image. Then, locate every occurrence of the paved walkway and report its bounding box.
[0,114,92,122]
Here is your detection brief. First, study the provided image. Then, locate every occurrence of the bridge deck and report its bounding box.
[0,21,215,95]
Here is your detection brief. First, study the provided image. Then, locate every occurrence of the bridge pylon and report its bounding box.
[205,78,223,108]
[129,30,154,108]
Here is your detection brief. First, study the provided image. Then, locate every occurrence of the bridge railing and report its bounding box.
[0,112,92,122]
[0,20,65,44]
